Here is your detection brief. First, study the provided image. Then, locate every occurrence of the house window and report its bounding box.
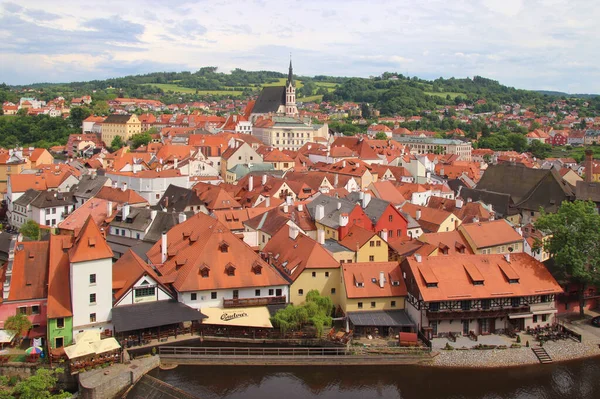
[31,305,40,315]
[533,315,538,323]
[255,289,261,297]
[156,194,160,199]
[397,229,401,237]
[370,241,375,247]
[391,301,396,307]
[298,289,304,296]
[135,287,155,298]
[389,215,393,222]
[371,301,376,308]
[269,289,274,296]
[482,299,491,309]
[511,297,520,307]
[369,255,375,262]
[56,318,65,329]
[325,272,329,277]
[90,313,96,323]
[358,302,363,309]
[312,272,316,277]
[542,314,548,322]
[89,293,96,304]
[136,233,140,239]
[121,230,125,236]
[211,292,217,299]
[429,302,440,312]
[89,274,96,284]
[331,288,336,294]
[55,337,64,348]
[114,228,119,235]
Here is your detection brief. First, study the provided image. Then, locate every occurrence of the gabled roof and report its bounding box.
[146,213,288,292]
[458,219,523,249]
[263,225,339,282]
[112,250,172,303]
[418,230,473,255]
[155,185,205,213]
[47,235,73,318]
[400,203,454,233]
[58,198,117,235]
[95,186,147,205]
[71,175,110,200]
[6,241,49,302]
[338,225,378,251]
[305,193,358,229]
[345,192,397,224]
[244,208,291,236]
[369,181,407,205]
[403,253,563,302]
[103,114,136,124]
[69,216,113,263]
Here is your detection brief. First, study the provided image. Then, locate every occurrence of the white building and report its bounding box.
[105,170,190,206]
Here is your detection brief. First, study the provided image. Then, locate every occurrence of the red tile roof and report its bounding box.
[68,216,113,263]
[47,235,73,318]
[112,250,171,303]
[342,262,407,299]
[459,219,523,249]
[6,241,49,301]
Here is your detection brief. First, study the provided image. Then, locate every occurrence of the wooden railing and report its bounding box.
[223,295,287,308]
[159,346,348,357]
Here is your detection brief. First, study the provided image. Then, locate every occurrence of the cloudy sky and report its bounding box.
[1,0,599,93]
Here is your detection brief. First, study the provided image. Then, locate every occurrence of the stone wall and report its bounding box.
[78,356,160,399]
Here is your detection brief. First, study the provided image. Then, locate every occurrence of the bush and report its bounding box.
[444,342,454,350]
[516,335,521,344]
[526,340,530,347]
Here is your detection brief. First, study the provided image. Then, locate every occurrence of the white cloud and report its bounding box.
[0,0,598,93]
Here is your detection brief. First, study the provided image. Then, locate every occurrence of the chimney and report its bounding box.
[359,191,365,200]
[178,212,187,224]
[289,225,299,240]
[283,204,289,213]
[334,173,339,187]
[467,197,472,203]
[264,195,271,207]
[150,209,157,221]
[315,204,325,221]
[362,193,371,208]
[174,157,178,169]
[440,167,445,177]
[297,204,304,212]
[248,175,254,192]
[337,201,342,210]
[107,201,113,217]
[161,231,168,263]
[317,229,325,245]
[455,198,463,209]
[504,253,511,263]
[339,212,349,227]
[286,195,293,206]
[112,181,118,189]
[380,229,388,242]
[415,209,421,220]
[122,203,130,219]
[585,150,593,183]
[379,271,385,288]
[262,174,267,185]
[122,182,127,192]
[415,253,422,263]
[473,216,479,223]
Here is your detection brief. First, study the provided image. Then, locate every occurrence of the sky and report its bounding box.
[1,0,599,93]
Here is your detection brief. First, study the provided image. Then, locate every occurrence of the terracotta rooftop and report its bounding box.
[459,219,523,249]
[342,262,407,299]
[68,216,114,263]
[6,241,49,302]
[47,235,73,318]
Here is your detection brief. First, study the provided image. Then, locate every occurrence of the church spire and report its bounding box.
[287,54,294,87]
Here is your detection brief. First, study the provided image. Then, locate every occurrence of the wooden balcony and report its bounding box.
[223,296,287,308]
[426,305,530,321]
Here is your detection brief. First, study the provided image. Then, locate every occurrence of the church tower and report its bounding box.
[285,58,298,117]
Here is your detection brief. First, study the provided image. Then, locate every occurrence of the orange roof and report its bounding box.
[6,241,49,301]
[338,225,378,251]
[400,203,454,233]
[264,225,339,281]
[112,250,171,303]
[342,262,407,299]
[47,235,73,318]
[213,207,273,231]
[146,213,288,292]
[96,186,148,205]
[28,148,48,163]
[369,181,407,205]
[403,253,563,302]
[459,219,522,249]
[59,198,117,235]
[69,216,113,263]
[419,230,473,255]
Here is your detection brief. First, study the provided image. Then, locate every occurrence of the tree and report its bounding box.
[529,140,552,159]
[131,131,152,149]
[68,106,91,129]
[111,135,124,151]
[271,290,333,337]
[4,313,32,344]
[361,103,371,119]
[374,132,388,141]
[535,201,600,318]
[20,220,40,240]
[8,368,71,399]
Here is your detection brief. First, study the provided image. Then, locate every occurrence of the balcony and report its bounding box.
[223,296,287,308]
[426,305,530,320]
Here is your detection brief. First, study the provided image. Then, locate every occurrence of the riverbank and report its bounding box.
[430,339,600,368]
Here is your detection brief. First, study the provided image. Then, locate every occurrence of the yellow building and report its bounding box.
[0,148,52,197]
[339,262,409,335]
[458,219,523,254]
[338,225,389,263]
[263,226,342,306]
[0,158,27,197]
[101,114,141,145]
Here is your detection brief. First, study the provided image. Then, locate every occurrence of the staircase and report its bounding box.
[532,347,553,364]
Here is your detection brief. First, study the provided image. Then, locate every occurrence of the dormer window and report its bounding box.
[225,263,236,276]
[356,282,364,288]
[392,281,400,286]
[88,237,96,247]
[219,241,229,253]
[200,265,210,278]
[252,263,262,275]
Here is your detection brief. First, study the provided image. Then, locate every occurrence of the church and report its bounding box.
[250,60,299,122]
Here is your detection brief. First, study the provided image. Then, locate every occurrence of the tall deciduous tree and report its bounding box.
[534,201,600,318]
[68,106,91,129]
[4,313,32,344]
[19,220,40,241]
[9,368,71,399]
[111,135,124,151]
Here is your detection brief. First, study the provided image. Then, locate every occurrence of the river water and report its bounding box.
[152,357,600,399]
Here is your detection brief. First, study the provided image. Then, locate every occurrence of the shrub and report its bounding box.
[526,340,530,347]
[516,335,521,343]
[444,342,454,350]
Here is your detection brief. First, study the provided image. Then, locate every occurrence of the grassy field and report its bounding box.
[424,91,465,99]
[298,95,324,103]
[142,83,245,96]
[262,78,304,89]
[549,146,600,160]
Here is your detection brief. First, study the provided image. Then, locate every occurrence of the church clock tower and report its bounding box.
[285,58,298,117]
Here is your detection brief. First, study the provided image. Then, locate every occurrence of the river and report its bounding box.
[151,357,600,399]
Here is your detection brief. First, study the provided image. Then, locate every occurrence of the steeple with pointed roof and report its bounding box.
[285,56,298,117]
[287,57,294,88]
